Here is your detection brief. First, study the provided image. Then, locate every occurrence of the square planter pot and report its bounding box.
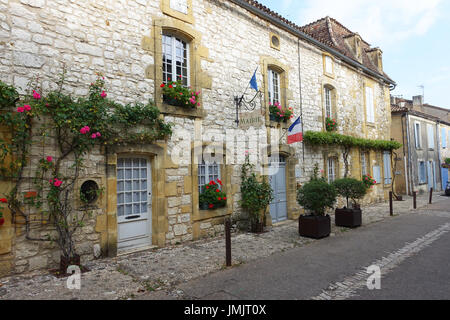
[335,208,362,228]
[298,215,331,239]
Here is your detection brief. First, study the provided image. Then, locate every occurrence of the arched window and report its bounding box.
[323,84,336,121]
[268,68,281,105]
[162,33,190,86]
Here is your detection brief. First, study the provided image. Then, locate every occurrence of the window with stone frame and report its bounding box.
[170,0,188,14]
[414,122,422,149]
[198,160,221,194]
[383,151,392,185]
[324,55,333,75]
[324,86,333,119]
[162,33,190,87]
[365,86,375,123]
[327,157,337,183]
[361,151,369,176]
[268,68,281,105]
[418,161,427,184]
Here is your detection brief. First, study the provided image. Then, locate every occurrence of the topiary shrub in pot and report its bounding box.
[297,168,337,239]
[332,178,367,228]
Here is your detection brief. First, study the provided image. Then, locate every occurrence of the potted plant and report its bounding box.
[269,102,294,122]
[160,77,200,108]
[325,117,338,132]
[199,179,227,210]
[297,165,337,239]
[332,178,367,228]
[0,197,6,226]
[240,155,274,233]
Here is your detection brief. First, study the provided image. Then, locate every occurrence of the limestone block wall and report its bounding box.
[0,117,107,276]
[0,0,395,276]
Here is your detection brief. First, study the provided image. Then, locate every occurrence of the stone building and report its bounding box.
[1,0,396,276]
[391,96,448,195]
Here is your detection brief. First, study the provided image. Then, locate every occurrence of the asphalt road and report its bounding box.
[173,198,450,300]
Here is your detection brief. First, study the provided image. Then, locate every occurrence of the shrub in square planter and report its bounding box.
[297,167,337,239]
[332,178,367,228]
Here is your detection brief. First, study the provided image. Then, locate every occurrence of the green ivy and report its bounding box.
[303,131,402,151]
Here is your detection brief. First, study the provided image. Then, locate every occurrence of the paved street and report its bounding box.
[148,196,450,300]
[1,193,449,300]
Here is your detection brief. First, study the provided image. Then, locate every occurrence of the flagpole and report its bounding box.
[235,66,259,126]
[239,66,259,104]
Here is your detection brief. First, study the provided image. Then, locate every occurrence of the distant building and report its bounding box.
[391,96,450,195]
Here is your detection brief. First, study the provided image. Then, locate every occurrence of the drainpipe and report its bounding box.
[401,113,409,195]
[298,39,305,167]
[405,112,413,195]
[436,121,442,191]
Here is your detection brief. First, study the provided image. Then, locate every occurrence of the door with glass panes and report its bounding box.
[117,157,152,250]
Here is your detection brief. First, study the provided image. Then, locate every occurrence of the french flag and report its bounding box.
[287,117,303,145]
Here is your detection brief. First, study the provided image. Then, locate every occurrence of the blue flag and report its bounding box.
[250,71,258,91]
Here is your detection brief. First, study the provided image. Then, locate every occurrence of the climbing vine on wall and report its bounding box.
[303,131,402,151]
[0,71,172,267]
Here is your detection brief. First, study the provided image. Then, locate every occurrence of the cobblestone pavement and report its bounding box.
[0,193,446,300]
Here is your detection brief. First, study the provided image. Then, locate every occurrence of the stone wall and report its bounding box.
[0,0,394,276]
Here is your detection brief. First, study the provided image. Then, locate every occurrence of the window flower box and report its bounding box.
[199,179,227,210]
[161,78,200,109]
[325,117,337,132]
[268,102,293,122]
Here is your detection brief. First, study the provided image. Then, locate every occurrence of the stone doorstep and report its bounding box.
[117,244,158,257]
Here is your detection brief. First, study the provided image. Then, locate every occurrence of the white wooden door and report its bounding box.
[269,155,288,223]
[117,157,152,250]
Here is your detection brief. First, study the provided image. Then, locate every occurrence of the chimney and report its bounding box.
[366,47,383,73]
[344,33,362,63]
[412,95,423,107]
[390,95,396,105]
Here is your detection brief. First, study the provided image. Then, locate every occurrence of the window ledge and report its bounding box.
[268,120,290,129]
[159,102,205,118]
[193,206,230,222]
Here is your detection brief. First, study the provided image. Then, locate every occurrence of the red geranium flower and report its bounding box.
[217,179,222,185]
[216,189,220,193]
[160,83,165,88]
[0,198,7,203]
[208,204,214,209]
[218,197,221,201]
[168,85,173,89]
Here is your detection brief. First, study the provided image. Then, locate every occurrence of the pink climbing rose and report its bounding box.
[80,126,91,134]
[101,91,107,98]
[46,156,53,162]
[32,90,41,100]
[17,106,24,113]
[24,104,31,111]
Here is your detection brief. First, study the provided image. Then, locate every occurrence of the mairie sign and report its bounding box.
[239,110,263,129]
